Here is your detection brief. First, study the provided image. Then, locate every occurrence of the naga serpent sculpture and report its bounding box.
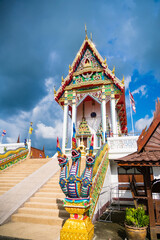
[67,124,81,198]
[57,137,69,196]
[80,135,95,198]
[57,124,95,199]
[57,125,95,240]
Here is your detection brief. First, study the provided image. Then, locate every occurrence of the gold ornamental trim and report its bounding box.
[65,80,112,91]
[73,67,103,77]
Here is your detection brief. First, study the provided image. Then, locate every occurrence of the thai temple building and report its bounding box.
[0,31,159,240]
[54,31,138,194]
[54,33,127,152]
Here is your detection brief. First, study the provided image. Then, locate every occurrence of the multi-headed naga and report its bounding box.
[57,125,95,240]
[57,125,95,199]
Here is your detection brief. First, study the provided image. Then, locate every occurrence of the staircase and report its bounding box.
[0,158,50,196]
[11,171,69,226]
[0,155,95,239]
[11,156,87,226]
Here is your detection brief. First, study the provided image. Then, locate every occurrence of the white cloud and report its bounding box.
[35,121,63,139]
[0,117,28,144]
[124,75,131,90]
[0,75,63,149]
[132,85,147,96]
[45,77,55,90]
[49,51,59,62]
[6,137,16,143]
[135,115,153,131]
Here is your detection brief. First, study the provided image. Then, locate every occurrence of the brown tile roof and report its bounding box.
[137,98,160,152]
[116,99,160,166]
[116,150,160,166]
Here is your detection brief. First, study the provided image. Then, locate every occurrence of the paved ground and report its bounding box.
[94,210,152,240]
[0,210,156,240]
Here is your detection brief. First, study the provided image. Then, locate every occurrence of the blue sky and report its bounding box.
[0,0,160,156]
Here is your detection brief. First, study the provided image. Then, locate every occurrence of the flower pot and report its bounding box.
[125,224,147,240]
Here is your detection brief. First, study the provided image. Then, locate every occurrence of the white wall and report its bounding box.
[77,100,102,148]
[153,167,160,179]
[108,136,138,159]
[93,162,112,222]
[0,140,31,154]
[0,143,25,154]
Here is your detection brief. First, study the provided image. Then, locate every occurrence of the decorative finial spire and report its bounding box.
[90,32,92,41]
[122,75,124,85]
[85,24,88,40]
[61,76,64,83]
[54,86,56,95]
[112,66,115,75]
[69,64,72,72]
[103,57,108,68]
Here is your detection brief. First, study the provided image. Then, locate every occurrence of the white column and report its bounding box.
[110,86,117,137]
[101,86,106,143]
[27,139,31,154]
[153,167,160,179]
[62,91,68,153]
[71,90,76,138]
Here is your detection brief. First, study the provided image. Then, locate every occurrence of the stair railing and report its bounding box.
[89,143,109,220]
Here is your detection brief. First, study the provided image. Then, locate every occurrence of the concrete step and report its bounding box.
[44,182,60,187]
[0,176,25,180]
[18,207,69,218]
[39,187,62,193]
[34,192,65,198]
[0,179,20,184]
[0,190,6,195]
[47,179,59,182]
[0,182,15,187]
[0,186,11,191]
[29,197,64,204]
[12,213,66,226]
[0,173,29,177]
[24,201,64,210]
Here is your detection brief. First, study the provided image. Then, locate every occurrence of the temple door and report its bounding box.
[83,138,87,148]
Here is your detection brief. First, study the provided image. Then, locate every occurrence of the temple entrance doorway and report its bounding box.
[80,137,87,148]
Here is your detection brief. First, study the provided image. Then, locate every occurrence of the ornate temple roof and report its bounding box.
[54,33,127,132]
[54,37,124,102]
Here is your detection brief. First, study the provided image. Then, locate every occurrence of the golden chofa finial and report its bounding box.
[69,64,72,72]
[104,57,107,64]
[104,57,108,66]
[122,75,125,85]
[85,24,88,40]
[112,66,115,75]
[54,87,56,95]
[90,32,92,41]
[61,76,64,83]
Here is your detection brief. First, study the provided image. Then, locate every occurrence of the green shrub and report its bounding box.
[3,147,7,152]
[125,206,149,228]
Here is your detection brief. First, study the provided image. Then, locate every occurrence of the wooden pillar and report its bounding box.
[144,167,157,240]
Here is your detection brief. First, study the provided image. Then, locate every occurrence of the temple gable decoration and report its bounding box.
[54,30,128,152]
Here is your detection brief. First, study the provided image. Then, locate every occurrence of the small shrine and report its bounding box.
[54,28,127,153]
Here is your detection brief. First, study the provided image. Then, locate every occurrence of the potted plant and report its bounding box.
[125,206,149,240]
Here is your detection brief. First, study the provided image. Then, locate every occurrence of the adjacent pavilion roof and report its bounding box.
[116,99,160,166]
